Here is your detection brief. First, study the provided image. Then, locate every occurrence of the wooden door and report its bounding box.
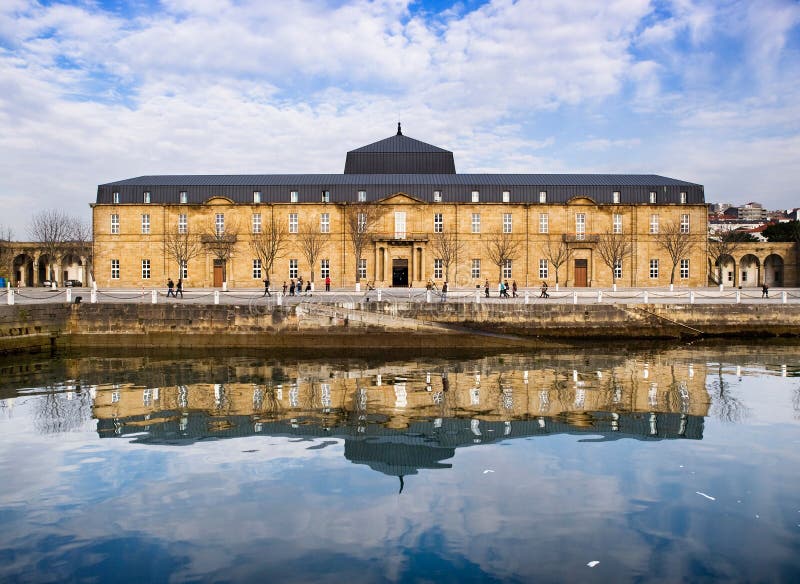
[574,259,588,287]
[213,262,224,287]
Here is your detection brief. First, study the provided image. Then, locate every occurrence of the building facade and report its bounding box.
[92,127,710,289]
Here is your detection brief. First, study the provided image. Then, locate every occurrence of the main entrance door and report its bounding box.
[213,260,225,287]
[392,258,409,287]
[574,259,588,287]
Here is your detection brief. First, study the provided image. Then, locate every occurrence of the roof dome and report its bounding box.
[344,124,456,174]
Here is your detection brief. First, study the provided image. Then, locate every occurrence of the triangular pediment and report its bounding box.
[378,192,425,205]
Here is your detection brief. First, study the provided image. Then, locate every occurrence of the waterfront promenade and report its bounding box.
[3,285,799,306]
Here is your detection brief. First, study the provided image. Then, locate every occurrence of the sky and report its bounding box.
[1,0,799,236]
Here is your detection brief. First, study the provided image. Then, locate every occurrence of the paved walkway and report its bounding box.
[3,285,799,306]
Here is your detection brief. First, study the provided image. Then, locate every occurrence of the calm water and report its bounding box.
[1,342,799,583]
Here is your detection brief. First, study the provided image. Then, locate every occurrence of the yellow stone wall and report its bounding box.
[92,194,709,288]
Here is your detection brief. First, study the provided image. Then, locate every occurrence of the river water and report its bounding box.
[1,341,799,583]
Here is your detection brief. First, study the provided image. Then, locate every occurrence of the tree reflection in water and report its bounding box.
[707,364,750,423]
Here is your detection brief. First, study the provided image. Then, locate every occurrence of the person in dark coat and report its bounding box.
[484,279,490,297]
[176,278,183,298]
[263,277,271,297]
[289,279,295,296]
[762,283,769,298]
[167,278,175,298]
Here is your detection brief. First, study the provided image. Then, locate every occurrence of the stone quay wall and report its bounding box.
[1,301,798,354]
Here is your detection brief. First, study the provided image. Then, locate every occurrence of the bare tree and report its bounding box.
[164,230,203,280]
[250,212,288,284]
[29,210,73,283]
[655,222,698,284]
[484,231,522,281]
[431,230,465,282]
[0,225,12,281]
[345,203,385,283]
[596,232,633,285]
[299,221,329,283]
[708,226,745,285]
[201,217,239,283]
[543,235,573,285]
[69,219,94,284]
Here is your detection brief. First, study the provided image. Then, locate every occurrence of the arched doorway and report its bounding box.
[13,254,34,286]
[61,253,84,285]
[739,254,760,287]
[764,254,784,287]
[716,254,736,286]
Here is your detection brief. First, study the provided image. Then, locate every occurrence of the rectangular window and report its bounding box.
[680,191,687,204]
[290,191,298,203]
[576,213,586,240]
[611,213,623,234]
[649,213,659,234]
[471,190,480,203]
[357,190,366,202]
[215,213,225,235]
[614,259,622,280]
[680,213,690,233]
[143,191,151,204]
[142,259,150,279]
[253,191,261,203]
[502,190,510,203]
[434,259,443,279]
[650,259,659,279]
[433,190,442,202]
[112,191,119,204]
[680,258,690,279]
[434,213,443,233]
[321,190,330,203]
[539,213,549,234]
[320,259,330,280]
[178,213,187,234]
[395,211,406,239]
[180,259,187,279]
[141,214,150,234]
[613,191,620,204]
[539,259,548,280]
[539,191,547,203]
[502,259,512,279]
[358,258,367,280]
[252,213,261,234]
[289,259,298,279]
[649,191,657,204]
[289,213,298,233]
[180,191,187,204]
[357,212,366,233]
[253,259,262,279]
[471,213,480,234]
[111,259,120,280]
[503,213,512,233]
[320,213,330,233]
[111,214,119,234]
[471,259,481,279]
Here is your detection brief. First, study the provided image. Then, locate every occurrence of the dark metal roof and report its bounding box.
[347,133,452,154]
[344,129,457,174]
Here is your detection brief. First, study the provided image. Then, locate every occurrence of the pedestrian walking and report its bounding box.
[325,275,331,292]
[441,281,448,302]
[282,281,288,295]
[540,281,549,298]
[263,277,271,297]
[176,278,183,298]
[166,278,175,298]
[289,279,295,296]
[512,280,518,298]
[297,276,303,292]
[503,280,510,298]
[484,279,490,298]
[305,280,312,296]
[762,282,769,298]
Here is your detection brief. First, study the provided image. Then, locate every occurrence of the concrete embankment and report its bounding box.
[0,301,798,354]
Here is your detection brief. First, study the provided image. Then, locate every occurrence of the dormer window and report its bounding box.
[471,190,480,203]
[357,190,367,202]
[180,191,187,204]
[680,191,687,204]
[649,191,657,204]
[322,190,330,203]
[143,191,151,204]
[613,191,620,204]
[112,192,119,204]
[433,190,442,202]
[502,191,510,203]
[539,191,547,204]
[253,191,261,203]
[290,191,298,203]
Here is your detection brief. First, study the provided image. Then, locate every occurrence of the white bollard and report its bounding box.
[613,283,617,292]
[475,290,480,304]
[736,290,741,303]
[719,284,724,293]
[377,289,382,301]
[782,291,787,304]
[597,290,603,303]
[214,291,220,305]
[572,291,578,305]
[669,283,674,292]
[151,289,158,304]
[51,281,56,289]
[355,282,361,292]
[91,289,97,303]
[277,292,283,306]
[690,291,695,304]
[66,288,72,303]
[222,281,228,292]
[643,291,649,303]
[7,289,13,305]
[524,291,530,304]
[555,283,560,292]
[426,290,432,303]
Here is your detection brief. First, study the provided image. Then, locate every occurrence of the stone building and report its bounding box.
[91,125,711,289]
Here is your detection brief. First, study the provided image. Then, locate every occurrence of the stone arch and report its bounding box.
[715,254,736,286]
[61,253,84,285]
[738,254,760,287]
[38,254,57,284]
[13,253,35,287]
[763,253,784,287]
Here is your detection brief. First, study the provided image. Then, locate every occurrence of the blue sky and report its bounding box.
[1,0,799,233]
